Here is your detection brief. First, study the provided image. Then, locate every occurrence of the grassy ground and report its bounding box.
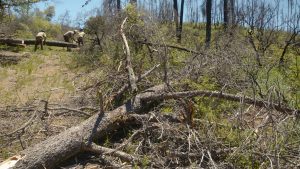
[0,47,76,107]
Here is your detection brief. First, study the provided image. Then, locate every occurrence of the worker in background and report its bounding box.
[77,29,85,46]
[63,30,78,51]
[35,30,46,51]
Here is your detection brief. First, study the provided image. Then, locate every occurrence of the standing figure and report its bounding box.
[77,29,85,46]
[63,30,78,51]
[35,30,46,51]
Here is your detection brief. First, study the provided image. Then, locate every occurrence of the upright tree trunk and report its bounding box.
[205,0,212,48]
[178,0,185,43]
[223,0,229,29]
[117,0,121,11]
[173,0,180,41]
[229,0,235,25]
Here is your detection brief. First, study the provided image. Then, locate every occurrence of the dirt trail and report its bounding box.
[0,51,77,107]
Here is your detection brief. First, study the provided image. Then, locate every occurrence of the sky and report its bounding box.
[35,0,101,23]
[34,0,296,28]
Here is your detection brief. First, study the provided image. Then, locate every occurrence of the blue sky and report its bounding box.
[34,0,295,28]
[35,0,101,23]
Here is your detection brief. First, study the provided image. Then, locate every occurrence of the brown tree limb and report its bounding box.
[137,40,203,55]
[140,90,298,114]
[120,17,137,93]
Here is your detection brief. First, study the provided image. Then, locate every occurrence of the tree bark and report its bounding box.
[205,0,212,48]
[0,38,78,48]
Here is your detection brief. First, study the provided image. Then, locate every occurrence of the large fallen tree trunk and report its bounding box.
[0,38,77,48]
[0,51,29,65]
[5,85,298,168]
[13,85,166,169]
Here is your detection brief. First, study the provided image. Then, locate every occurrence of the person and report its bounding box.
[77,29,85,46]
[63,30,78,51]
[34,30,46,51]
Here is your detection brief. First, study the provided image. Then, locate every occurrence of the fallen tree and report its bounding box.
[0,38,78,48]
[5,83,297,168]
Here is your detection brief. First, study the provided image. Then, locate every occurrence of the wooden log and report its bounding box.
[0,38,77,48]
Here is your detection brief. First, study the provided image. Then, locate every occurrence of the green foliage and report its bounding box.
[85,15,105,35]
[141,155,150,168]
[44,6,55,21]
[124,4,143,26]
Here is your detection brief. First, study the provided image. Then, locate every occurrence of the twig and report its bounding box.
[207,150,217,169]
[84,143,139,164]
[104,130,142,155]
[49,107,91,117]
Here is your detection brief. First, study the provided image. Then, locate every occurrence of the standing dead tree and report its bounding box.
[120,17,138,93]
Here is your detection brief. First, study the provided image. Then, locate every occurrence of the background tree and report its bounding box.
[117,0,121,11]
[205,0,212,48]
[177,0,185,43]
[224,0,229,28]
[44,5,55,21]
[173,0,179,40]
